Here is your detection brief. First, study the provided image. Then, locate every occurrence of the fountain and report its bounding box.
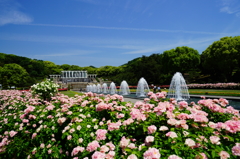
[96,84,102,93]
[109,82,117,94]
[102,83,108,94]
[119,80,130,95]
[167,72,190,101]
[136,77,150,97]
[88,85,93,92]
[92,84,97,92]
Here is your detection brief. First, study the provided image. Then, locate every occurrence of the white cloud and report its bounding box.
[220,0,240,17]
[28,23,227,35]
[0,0,33,25]
[35,50,97,57]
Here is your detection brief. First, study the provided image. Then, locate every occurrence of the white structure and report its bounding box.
[50,71,97,83]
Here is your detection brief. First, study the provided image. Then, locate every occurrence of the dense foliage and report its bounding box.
[201,36,240,82]
[1,35,240,87]
[0,90,240,158]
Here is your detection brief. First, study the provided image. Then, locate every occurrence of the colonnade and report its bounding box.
[49,71,97,83]
[61,71,88,78]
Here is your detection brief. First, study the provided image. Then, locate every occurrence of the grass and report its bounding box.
[61,89,240,97]
[60,90,83,97]
[133,89,240,97]
[188,89,240,97]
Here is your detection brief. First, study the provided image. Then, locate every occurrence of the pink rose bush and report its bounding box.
[0,90,240,158]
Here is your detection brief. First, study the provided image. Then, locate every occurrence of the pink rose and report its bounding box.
[127,154,138,159]
[219,151,230,159]
[232,144,240,156]
[120,136,130,148]
[92,151,106,159]
[166,131,178,138]
[209,136,221,145]
[148,125,157,134]
[87,140,100,152]
[57,117,67,125]
[159,126,169,131]
[145,136,154,143]
[32,133,37,139]
[168,154,182,159]
[9,130,18,137]
[185,138,196,147]
[96,129,107,141]
[143,147,161,159]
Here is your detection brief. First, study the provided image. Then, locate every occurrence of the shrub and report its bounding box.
[30,79,59,101]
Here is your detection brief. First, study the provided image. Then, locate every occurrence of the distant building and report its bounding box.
[49,70,97,83]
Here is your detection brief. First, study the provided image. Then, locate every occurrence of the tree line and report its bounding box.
[0,36,240,88]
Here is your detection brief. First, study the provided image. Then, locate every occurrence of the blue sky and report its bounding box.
[0,0,240,67]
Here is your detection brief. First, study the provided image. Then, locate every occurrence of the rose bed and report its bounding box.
[0,90,240,159]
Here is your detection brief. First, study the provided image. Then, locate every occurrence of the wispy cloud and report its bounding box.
[0,0,33,26]
[122,35,227,54]
[27,23,227,35]
[35,50,97,57]
[220,0,240,17]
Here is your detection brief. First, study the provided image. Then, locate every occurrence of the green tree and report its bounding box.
[60,64,71,70]
[161,46,200,75]
[201,36,240,82]
[43,61,62,76]
[0,63,30,88]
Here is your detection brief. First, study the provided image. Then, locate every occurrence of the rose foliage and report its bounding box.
[0,90,240,159]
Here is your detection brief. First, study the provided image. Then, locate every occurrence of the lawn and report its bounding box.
[60,90,83,97]
[131,88,240,97]
[62,89,240,97]
[188,89,240,97]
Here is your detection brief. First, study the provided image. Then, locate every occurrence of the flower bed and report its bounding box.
[188,83,240,89]
[0,90,240,158]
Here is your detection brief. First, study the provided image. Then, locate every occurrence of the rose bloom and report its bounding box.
[78,138,83,143]
[108,122,121,131]
[40,143,45,149]
[86,140,100,152]
[100,145,109,153]
[92,151,106,159]
[127,154,138,159]
[159,126,169,131]
[128,143,136,149]
[71,146,83,156]
[67,135,72,140]
[143,147,161,159]
[195,153,208,159]
[9,130,18,137]
[232,143,240,156]
[219,151,230,159]
[148,125,157,134]
[57,117,67,125]
[106,142,116,151]
[185,138,196,147]
[145,136,154,143]
[96,129,108,141]
[120,136,130,148]
[168,154,182,159]
[209,136,221,145]
[166,131,178,138]
[106,151,116,159]
[32,133,37,139]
